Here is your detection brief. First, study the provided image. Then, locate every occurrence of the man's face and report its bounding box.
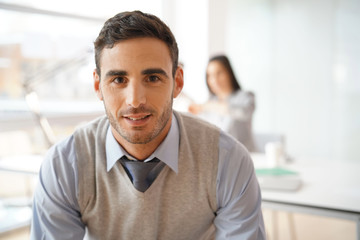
[94,37,183,149]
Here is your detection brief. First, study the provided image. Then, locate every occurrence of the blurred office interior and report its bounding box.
[0,0,359,239]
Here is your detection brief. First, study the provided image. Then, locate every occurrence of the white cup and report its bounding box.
[265,142,284,167]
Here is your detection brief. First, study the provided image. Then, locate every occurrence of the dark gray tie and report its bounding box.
[120,156,164,192]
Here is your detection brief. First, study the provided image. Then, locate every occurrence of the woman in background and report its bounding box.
[189,55,256,152]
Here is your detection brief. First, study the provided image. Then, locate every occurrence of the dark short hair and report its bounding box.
[94,11,179,77]
[206,55,241,96]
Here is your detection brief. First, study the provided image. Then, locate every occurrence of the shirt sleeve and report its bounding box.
[228,91,255,121]
[215,132,266,239]
[30,135,85,240]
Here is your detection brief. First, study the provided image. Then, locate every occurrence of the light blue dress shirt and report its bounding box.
[31,113,265,239]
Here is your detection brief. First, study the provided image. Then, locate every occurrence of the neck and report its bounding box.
[217,91,231,100]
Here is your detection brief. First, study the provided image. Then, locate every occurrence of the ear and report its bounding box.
[93,69,103,101]
[173,66,184,98]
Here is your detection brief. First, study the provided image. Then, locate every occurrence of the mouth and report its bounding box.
[126,115,149,120]
[123,113,152,126]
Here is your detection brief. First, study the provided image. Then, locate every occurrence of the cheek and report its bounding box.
[221,73,232,86]
[214,76,227,90]
[152,92,171,106]
[102,90,125,110]
[208,79,219,90]
[146,91,172,112]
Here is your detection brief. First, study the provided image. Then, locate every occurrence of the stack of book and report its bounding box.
[255,167,302,191]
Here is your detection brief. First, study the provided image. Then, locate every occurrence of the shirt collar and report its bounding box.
[106,113,179,173]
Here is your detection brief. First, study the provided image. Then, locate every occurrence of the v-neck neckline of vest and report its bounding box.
[119,162,170,197]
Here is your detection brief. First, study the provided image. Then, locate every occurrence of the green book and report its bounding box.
[255,167,298,176]
[255,167,301,191]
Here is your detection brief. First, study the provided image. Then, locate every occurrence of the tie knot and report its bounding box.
[120,156,162,192]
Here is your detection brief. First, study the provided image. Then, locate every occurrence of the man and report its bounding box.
[30,11,265,239]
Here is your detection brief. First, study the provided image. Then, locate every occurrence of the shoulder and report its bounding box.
[41,115,108,178]
[174,111,220,132]
[229,90,255,106]
[233,90,255,100]
[73,115,109,150]
[218,131,254,176]
[74,115,109,136]
[219,131,249,159]
[174,111,222,147]
[45,135,75,165]
[40,135,77,176]
[175,111,221,164]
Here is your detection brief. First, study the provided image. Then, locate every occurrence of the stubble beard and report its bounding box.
[104,98,173,144]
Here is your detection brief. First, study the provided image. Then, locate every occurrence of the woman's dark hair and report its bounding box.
[94,11,178,77]
[206,55,241,96]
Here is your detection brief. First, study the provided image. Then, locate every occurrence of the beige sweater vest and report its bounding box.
[74,111,220,240]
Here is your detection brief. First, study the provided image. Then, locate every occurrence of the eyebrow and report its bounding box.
[142,68,169,78]
[104,68,169,79]
[105,70,127,79]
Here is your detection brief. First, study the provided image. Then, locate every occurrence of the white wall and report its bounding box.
[162,0,210,103]
[224,0,360,161]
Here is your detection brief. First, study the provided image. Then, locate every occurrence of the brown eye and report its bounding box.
[113,77,126,84]
[147,75,160,83]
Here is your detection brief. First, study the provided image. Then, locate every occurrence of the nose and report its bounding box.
[125,81,146,108]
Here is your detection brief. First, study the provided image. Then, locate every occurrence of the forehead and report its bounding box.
[207,61,226,73]
[100,37,172,72]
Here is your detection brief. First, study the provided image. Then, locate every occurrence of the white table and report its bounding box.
[251,153,360,239]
